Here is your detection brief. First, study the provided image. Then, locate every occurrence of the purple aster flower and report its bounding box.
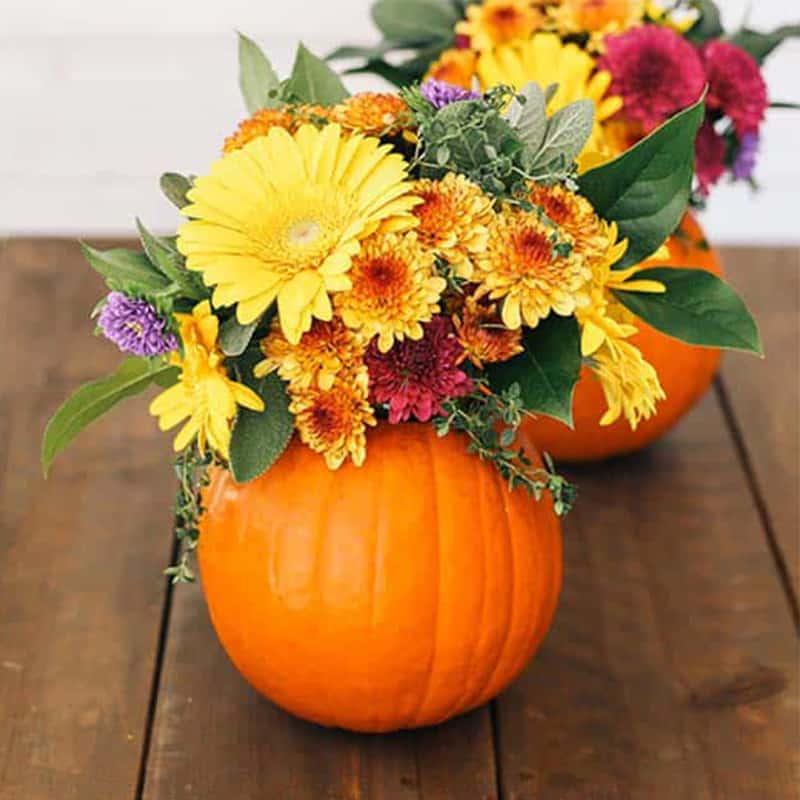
[97,292,178,357]
[421,79,481,110]
[733,132,760,181]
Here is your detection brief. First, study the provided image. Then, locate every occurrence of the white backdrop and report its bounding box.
[1,0,798,242]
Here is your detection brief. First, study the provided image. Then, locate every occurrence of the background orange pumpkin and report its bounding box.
[525,212,723,462]
[199,423,562,733]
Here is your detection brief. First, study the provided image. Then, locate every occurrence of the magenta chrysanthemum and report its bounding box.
[695,120,727,196]
[98,292,178,357]
[365,316,473,423]
[599,26,705,129]
[702,40,768,137]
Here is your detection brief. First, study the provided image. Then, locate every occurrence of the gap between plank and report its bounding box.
[714,377,800,633]
[489,700,506,800]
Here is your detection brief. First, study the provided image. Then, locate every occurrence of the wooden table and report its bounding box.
[1,239,797,799]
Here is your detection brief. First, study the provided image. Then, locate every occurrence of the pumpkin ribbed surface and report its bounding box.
[199,423,562,732]
[525,211,723,462]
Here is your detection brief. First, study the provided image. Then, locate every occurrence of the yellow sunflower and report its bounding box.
[457,0,545,52]
[477,33,624,169]
[331,93,411,137]
[413,173,496,280]
[425,48,479,90]
[474,208,591,329]
[177,123,421,345]
[335,230,446,353]
[149,301,264,458]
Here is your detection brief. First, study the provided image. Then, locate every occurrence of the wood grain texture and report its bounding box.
[492,391,799,799]
[141,581,499,800]
[0,239,174,800]
[719,247,800,602]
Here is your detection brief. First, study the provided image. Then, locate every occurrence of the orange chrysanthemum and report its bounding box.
[475,209,590,329]
[290,369,376,469]
[457,0,545,52]
[425,48,478,90]
[413,173,495,279]
[335,231,446,352]
[331,93,411,137]
[453,296,524,368]
[223,105,330,153]
[254,317,367,391]
[550,0,644,39]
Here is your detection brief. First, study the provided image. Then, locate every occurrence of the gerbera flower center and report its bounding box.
[287,219,323,247]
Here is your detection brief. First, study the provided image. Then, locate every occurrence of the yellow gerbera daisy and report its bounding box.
[477,33,624,169]
[457,0,545,52]
[149,301,264,458]
[254,317,367,391]
[331,93,411,137]
[425,48,479,90]
[290,368,376,469]
[550,0,645,45]
[177,123,421,345]
[335,230,446,353]
[413,173,496,279]
[474,208,591,329]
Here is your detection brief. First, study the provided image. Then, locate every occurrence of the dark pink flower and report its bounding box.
[365,316,473,424]
[695,119,727,196]
[702,40,768,137]
[599,26,706,130]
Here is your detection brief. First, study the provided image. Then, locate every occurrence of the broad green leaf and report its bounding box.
[327,40,411,62]
[219,317,260,357]
[579,95,705,269]
[42,359,177,475]
[685,0,723,43]
[160,172,193,210]
[238,32,282,113]
[372,0,458,43]
[530,99,594,173]
[81,244,172,293]
[508,82,547,154]
[613,268,762,354]
[284,43,349,105]
[487,316,582,426]
[136,219,207,300]
[729,25,800,64]
[230,373,294,483]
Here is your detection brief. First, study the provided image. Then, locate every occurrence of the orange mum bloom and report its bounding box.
[223,105,330,153]
[457,0,545,52]
[453,296,524,368]
[331,93,411,137]
[425,49,479,90]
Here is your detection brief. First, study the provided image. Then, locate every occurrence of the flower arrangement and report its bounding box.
[334,0,798,201]
[42,36,760,581]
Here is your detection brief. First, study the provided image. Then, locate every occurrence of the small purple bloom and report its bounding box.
[97,292,178,357]
[733,132,760,181]
[421,79,481,110]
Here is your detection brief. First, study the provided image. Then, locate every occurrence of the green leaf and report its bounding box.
[372,0,458,43]
[487,316,582,426]
[507,82,547,154]
[729,25,800,64]
[579,95,705,269]
[284,43,349,105]
[136,219,207,301]
[42,358,176,475]
[529,99,594,174]
[685,0,723,44]
[229,373,294,483]
[219,317,260,357]
[238,32,282,113]
[81,243,172,294]
[613,268,762,355]
[160,172,193,210]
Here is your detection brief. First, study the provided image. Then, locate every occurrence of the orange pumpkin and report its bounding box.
[199,423,562,732]
[525,212,723,462]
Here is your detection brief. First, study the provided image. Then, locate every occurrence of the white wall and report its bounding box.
[1,0,798,243]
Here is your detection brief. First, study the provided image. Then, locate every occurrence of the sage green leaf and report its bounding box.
[685,0,723,43]
[81,243,172,294]
[487,316,582,426]
[230,373,294,484]
[729,25,800,64]
[579,95,705,269]
[42,358,176,475]
[238,32,281,113]
[284,43,349,105]
[219,317,260,357]
[530,99,594,173]
[372,0,458,43]
[613,268,763,355]
[136,219,207,301]
[508,82,547,154]
[160,172,193,210]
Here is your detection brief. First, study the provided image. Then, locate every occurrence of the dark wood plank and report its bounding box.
[142,579,499,800]
[494,392,798,799]
[0,239,175,799]
[719,246,800,604]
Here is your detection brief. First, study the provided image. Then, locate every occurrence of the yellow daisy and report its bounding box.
[474,208,591,329]
[477,33,624,169]
[425,48,479,90]
[457,0,545,52]
[335,230,446,353]
[331,93,412,137]
[413,173,496,279]
[149,301,264,459]
[177,123,421,345]
[290,368,376,469]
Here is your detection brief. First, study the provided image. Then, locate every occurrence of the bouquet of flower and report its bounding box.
[43,37,759,581]
[334,0,798,200]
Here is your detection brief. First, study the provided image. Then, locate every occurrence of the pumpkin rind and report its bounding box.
[199,423,562,732]
[524,211,723,462]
